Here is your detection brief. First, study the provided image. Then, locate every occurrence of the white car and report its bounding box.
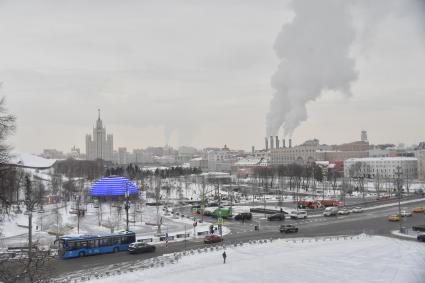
[323,207,338,217]
[351,207,364,213]
[400,210,412,217]
[337,209,350,215]
[289,210,308,219]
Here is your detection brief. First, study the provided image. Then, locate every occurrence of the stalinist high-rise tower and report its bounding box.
[85,110,114,161]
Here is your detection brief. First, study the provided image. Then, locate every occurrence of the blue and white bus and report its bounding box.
[57,230,136,259]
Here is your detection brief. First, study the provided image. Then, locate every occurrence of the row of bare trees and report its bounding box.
[0,98,53,282]
[252,163,325,193]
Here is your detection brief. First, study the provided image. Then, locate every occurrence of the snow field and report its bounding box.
[85,235,425,283]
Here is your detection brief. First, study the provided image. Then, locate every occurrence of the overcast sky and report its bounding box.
[1,0,424,154]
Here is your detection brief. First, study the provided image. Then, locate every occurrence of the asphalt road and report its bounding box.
[51,199,425,279]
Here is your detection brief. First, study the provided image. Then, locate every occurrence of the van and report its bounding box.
[289,210,308,219]
[323,207,338,217]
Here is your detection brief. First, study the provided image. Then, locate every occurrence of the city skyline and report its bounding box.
[2,0,424,153]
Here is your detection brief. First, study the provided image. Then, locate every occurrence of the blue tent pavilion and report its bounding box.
[89,176,138,197]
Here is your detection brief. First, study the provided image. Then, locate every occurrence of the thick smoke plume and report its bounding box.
[266,0,358,137]
[267,0,425,138]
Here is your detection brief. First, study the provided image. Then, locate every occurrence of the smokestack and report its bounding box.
[282,138,286,148]
[289,139,292,148]
[265,137,268,151]
[270,136,274,150]
[252,146,255,154]
[275,136,279,149]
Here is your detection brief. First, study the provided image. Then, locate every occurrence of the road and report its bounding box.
[51,199,425,279]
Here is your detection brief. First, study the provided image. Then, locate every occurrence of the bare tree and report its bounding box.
[23,175,43,261]
[0,97,16,166]
[0,248,54,283]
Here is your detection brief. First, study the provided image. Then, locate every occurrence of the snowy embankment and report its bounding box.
[76,235,425,283]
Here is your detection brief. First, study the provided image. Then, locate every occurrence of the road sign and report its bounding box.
[218,217,224,225]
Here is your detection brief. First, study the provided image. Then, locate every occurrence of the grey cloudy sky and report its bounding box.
[1,0,424,154]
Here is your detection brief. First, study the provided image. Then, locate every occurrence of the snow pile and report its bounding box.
[87,235,425,283]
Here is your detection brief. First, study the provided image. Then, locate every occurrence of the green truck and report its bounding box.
[204,207,232,218]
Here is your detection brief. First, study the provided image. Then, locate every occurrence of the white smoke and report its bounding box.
[266,0,358,137]
[267,0,425,138]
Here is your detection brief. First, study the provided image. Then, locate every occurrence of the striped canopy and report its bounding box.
[89,176,138,197]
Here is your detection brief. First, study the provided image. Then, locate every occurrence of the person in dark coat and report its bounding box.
[222,251,227,264]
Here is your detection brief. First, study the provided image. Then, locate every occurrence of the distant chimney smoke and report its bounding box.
[275,136,279,149]
[289,138,292,148]
[270,136,274,150]
[265,137,268,151]
[283,139,286,148]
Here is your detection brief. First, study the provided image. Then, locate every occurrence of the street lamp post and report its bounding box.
[201,176,206,223]
[396,166,403,233]
[76,195,80,234]
[124,183,130,232]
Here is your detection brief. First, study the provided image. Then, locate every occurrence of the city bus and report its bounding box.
[56,230,136,259]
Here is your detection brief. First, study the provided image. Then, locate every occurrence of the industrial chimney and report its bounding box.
[289,138,292,148]
[252,146,255,154]
[270,136,274,150]
[282,138,286,148]
[265,137,268,151]
[275,136,279,149]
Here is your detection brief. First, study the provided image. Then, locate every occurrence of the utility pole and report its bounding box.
[218,179,223,238]
[263,187,266,219]
[406,170,409,196]
[156,176,162,235]
[125,183,130,231]
[395,166,403,232]
[201,176,206,223]
[77,195,80,234]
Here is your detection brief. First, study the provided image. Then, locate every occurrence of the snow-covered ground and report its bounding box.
[0,200,220,249]
[83,234,425,283]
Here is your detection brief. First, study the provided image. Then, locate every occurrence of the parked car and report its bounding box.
[351,207,364,213]
[323,207,338,217]
[412,207,425,213]
[234,212,252,221]
[388,214,401,222]
[280,224,299,233]
[289,210,307,219]
[128,242,156,254]
[400,209,412,217]
[204,235,223,244]
[267,213,285,221]
[337,209,350,215]
[417,234,425,242]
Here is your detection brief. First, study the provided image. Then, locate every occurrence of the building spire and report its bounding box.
[96,109,103,129]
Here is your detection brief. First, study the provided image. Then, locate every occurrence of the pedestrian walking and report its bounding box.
[222,251,227,264]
